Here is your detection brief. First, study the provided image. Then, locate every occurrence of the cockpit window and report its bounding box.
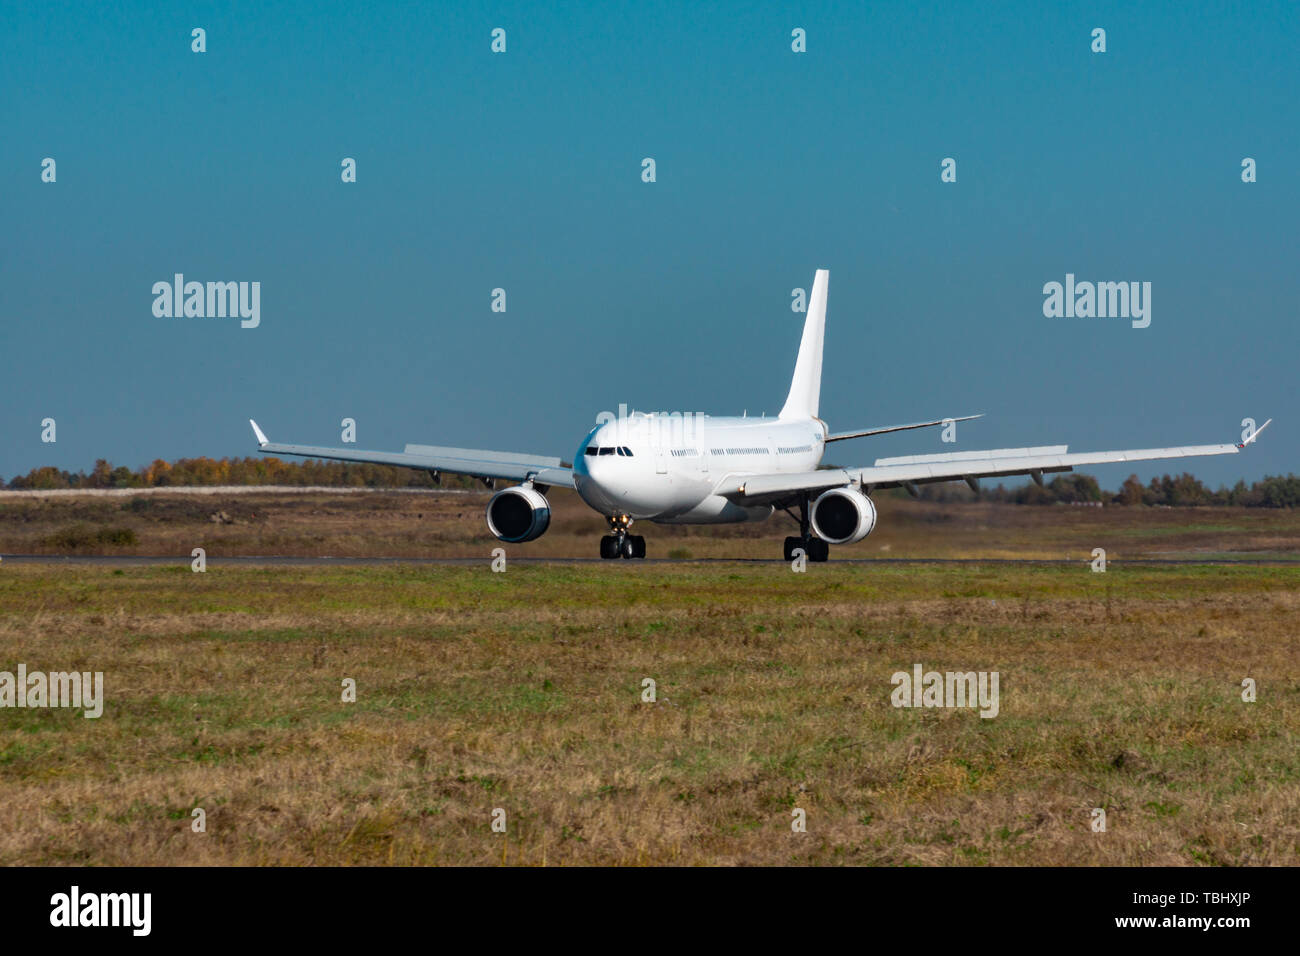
[620,447,633,456]
[584,446,598,456]
[598,446,615,456]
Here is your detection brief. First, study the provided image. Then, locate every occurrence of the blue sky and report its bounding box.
[3,0,1296,487]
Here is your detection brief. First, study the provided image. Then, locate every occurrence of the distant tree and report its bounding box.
[1045,474,1101,503]
[1116,474,1145,506]
[10,466,72,490]
[85,459,114,489]
[143,459,173,486]
[1167,472,1211,506]
[1226,479,1248,506]
[1251,474,1300,508]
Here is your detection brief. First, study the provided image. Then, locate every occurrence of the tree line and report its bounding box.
[911,472,1300,508]
[3,457,477,491]
[4,458,1297,507]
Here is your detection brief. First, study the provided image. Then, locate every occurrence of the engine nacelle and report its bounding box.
[810,488,877,545]
[485,485,551,543]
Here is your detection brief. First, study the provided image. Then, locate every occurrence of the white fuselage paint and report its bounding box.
[572,413,826,523]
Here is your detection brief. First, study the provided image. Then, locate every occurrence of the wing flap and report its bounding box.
[403,443,564,469]
[859,442,1245,488]
[734,469,852,498]
[873,445,1068,466]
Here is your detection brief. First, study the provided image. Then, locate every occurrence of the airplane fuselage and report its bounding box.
[572,413,826,523]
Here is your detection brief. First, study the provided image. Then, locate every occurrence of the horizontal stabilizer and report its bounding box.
[827,414,984,443]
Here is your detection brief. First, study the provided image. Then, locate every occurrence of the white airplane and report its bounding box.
[249,269,1270,560]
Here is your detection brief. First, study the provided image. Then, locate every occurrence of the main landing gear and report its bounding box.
[782,493,829,562]
[600,514,646,560]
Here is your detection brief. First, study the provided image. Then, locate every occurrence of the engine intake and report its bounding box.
[810,488,877,545]
[485,485,551,543]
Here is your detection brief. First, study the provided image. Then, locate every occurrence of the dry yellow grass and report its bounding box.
[0,560,1296,865]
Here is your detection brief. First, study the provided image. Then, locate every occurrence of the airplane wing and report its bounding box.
[726,421,1271,503]
[247,420,575,488]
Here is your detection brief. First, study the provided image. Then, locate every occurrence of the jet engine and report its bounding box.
[485,485,551,543]
[809,487,877,544]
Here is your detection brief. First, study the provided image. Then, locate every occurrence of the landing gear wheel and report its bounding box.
[602,515,644,560]
[783,536,829,562]
[782,492,830,562]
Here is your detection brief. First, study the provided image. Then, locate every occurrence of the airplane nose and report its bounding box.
[575,468,617,513]
[581,455,612,487]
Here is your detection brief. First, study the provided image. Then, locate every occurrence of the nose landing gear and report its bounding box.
[600,515,646,560]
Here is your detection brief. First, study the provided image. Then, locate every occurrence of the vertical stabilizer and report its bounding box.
[778,269,828,420]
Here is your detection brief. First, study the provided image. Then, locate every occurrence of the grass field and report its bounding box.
[3,487,1299,560]
[1,558,1296,865]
